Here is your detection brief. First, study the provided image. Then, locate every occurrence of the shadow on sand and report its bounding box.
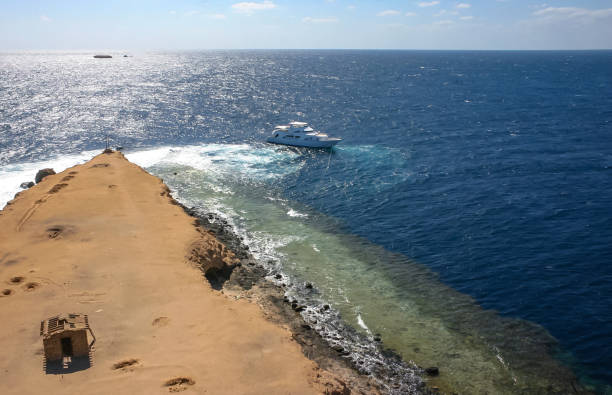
[44,355,92,374]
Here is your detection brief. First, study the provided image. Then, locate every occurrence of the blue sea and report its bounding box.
[1,50,611,393]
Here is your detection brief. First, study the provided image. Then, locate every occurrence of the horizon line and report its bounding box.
[2,48,612,53]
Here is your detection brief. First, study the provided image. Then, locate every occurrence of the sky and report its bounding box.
[1,0,612,50]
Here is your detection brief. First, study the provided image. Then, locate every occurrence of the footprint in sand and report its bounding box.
[112,358,140,372]
[61,175,74,182]
[1,289,13,297]
[164,377,195,392]
[90,163,110,168]
[69,171,78,175]
[10,276,25,284]
[48,183,68,194]
[152,316,170,327]
[23,282,39,291]
[46,226,65,239]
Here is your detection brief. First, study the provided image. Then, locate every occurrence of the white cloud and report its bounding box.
[377,10,400,17]
[434,19,453,25]
[418,1,440,7]
[384,23,407,28]
[40,15,51,22]
[519,6,612,49]
[169,10,176,15]
[184,10,200,17]
[532,7,612,20]
[405,12,417,17]
[347,5,355,11]
[209,14,227,20]
[460,15,474,20]
[529,4,549,10]
[302,17,338,24]
[456,3,471,9]
[434,9,458,17]
[232,1,276,14]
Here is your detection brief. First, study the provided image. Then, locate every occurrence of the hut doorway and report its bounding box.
[61,337,73,356]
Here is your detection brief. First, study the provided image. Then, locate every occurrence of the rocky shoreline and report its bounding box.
[179,204,433,395]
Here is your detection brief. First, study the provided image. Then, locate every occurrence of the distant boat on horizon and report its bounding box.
[93,54,112,59]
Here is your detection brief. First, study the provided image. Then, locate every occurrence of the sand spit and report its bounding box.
[0,151,373,394]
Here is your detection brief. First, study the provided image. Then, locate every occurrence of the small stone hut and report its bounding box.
[40,314,95,361]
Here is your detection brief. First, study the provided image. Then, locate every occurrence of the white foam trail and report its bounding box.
[124,147,173,167]
[126,144,303,181]
[287,208,308,218]
[0,150,99,208]
[356,313,371,333]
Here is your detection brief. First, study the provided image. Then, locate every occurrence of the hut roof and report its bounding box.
[40,314,89,338]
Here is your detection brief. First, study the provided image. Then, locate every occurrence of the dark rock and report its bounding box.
[103,148,113,154]
[305,282,313,289]
[275,274,282,280]
[301,324,311,330]
[116,146,124,151]
[293,305,306,312]
[35,168,55,184]
[374,335,382,342]
[323,304,330,310]
[425,367,439,376]
[331,345,350,356]
[20,181,35,189]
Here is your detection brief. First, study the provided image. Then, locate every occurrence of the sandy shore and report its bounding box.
[0,151,364,394]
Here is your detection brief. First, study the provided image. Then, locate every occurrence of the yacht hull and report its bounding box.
[266,137,340,148]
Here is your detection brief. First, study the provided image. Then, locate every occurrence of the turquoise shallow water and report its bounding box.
[1,50,611,393]
[128,144,589,394]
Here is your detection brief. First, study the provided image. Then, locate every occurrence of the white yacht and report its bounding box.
[267,122,342,148]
